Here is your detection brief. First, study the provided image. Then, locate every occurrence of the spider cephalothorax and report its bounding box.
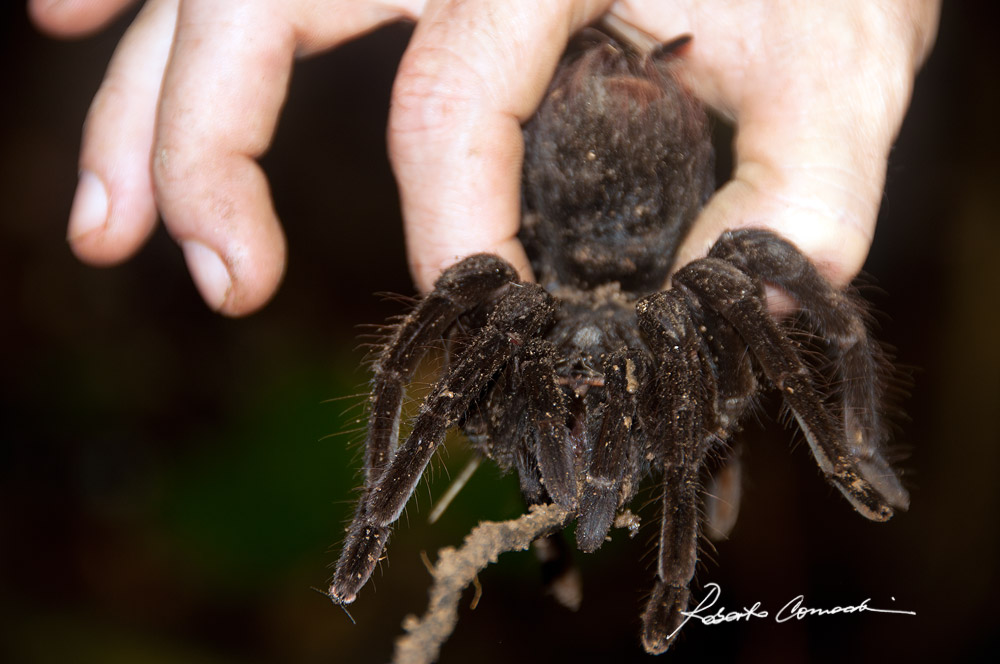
[328,33,908,654]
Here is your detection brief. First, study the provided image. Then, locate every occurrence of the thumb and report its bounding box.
[675,107,890,290]
[626,1,942,288]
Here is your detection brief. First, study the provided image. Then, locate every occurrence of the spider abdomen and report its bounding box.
[520,37,714,293]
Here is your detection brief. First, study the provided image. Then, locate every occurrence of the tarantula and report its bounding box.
[329,33,908,654]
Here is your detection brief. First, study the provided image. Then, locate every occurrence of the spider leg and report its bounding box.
[521,339,578,509]
[329,283,555,604]
[635,291,712,654]
[461,354,582,606]
[674,258,899,521]
[576,348,645,553]
[514,433,546,505]
[703,447,742,541]
[709,229,907,509]
[364,254,518,484]
[463,364,549,505]
[468,349,584,607]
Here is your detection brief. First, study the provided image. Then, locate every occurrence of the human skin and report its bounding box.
[30,0,940,315]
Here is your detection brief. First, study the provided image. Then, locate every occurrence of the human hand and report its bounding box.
[32,0,939,315]
[30,0,614,314]
[32,0,430,314]
[393,0,941,293]
[395,0,941,294]
[613,0,941,292]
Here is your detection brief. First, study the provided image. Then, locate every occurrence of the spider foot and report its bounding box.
[641,580,690,655]
[329,515,390,605]
[332,280,558,605]
[830,462,906,522]
[576,484,618,553]
[675,240,909,522]
[575,350,643,553]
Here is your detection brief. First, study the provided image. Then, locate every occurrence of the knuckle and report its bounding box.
[151,129,202,192]
[389,43,489,140]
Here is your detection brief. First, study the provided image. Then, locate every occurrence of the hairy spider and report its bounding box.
[328,32,908,654]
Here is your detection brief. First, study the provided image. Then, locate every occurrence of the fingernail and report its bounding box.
[67,170,108,241]
[181,240,231,311]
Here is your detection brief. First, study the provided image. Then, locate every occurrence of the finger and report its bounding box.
[29,0,138,37]
[389,0,613,292]
[671,27,910,288]
[151,0,298,315]
[286,0,425,57]
[677,115,890,291]
[610,2,940,288]
[152,0,422,315]
[68,0,176,266]
[152,0,417,315]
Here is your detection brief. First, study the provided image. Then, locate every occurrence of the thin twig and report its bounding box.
[428,456,482,524]
[392,503,574,664]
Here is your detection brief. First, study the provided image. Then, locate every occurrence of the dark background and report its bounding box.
[2,3,997,663]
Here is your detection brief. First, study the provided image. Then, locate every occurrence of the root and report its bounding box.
[392,503,573,664]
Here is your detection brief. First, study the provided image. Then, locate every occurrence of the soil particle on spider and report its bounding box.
[328,30,908,656]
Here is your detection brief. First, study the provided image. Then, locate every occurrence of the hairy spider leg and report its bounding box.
[575,348,645,552]
[511,405,546,504]
[364,254,518,485]
[329,283,556,604]
[674,258,896,522]
[709,229,908,509]
[459,355,580,597]
[461,361,548,504]
[332,255,518,605]
[460,336,586,512]
[462,354,582,607]
[690,298,763,542]
[521,339,577,509]
[635,291,713,654]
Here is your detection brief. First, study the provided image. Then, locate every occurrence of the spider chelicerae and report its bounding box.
[328,32,908,654]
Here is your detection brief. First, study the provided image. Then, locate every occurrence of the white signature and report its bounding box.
[670,582,915,638]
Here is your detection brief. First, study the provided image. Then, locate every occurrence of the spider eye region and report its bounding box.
[571,324,603,351]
